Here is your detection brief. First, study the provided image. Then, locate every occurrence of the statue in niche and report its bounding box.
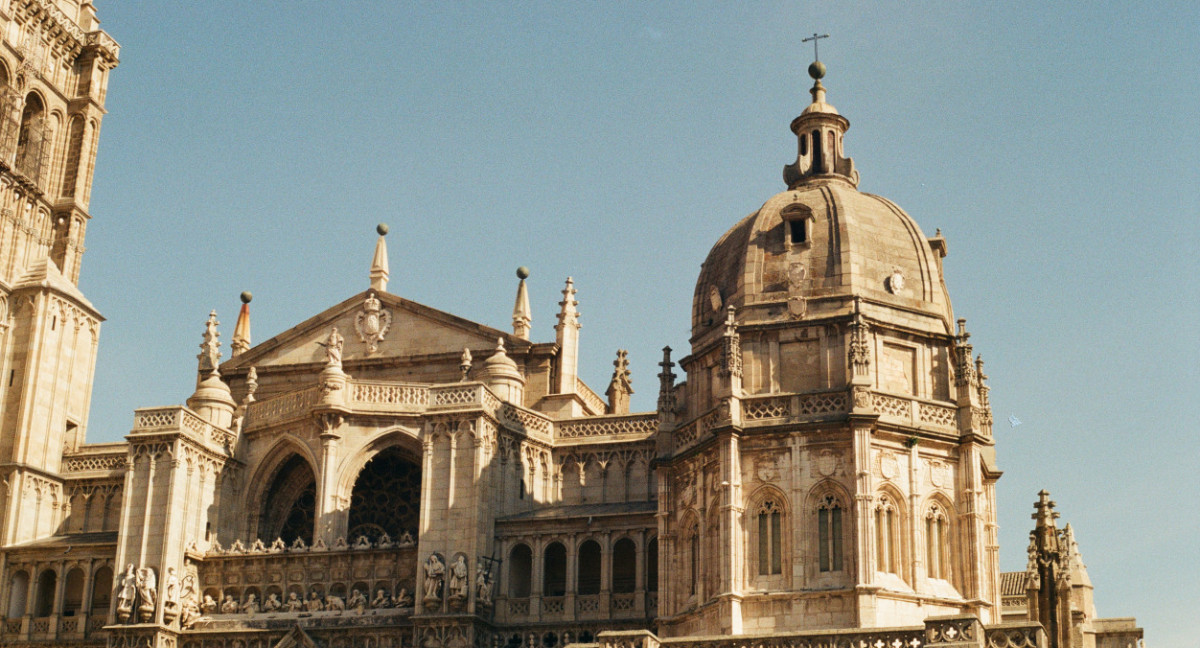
[393,588,413,608]
[376,532,394,549]
[285,592,304,612]
[372,588,392,608]
[319,327,345,368]
[162,567,181,623]
[269,537,287,553]
[220,595,238,614]
[348,588,368,612]
[423,554,445,603]
[326,594,346,612]
[136,567,157,622]
[448,555,468,600]
[116,564,137,622]
[305,591,324,612]
[476,565,492,607]
[241,593,259,615]
[262,593,281,612]
[201,594,217,614]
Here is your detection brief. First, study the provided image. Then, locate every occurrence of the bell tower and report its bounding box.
[0,1,118,544]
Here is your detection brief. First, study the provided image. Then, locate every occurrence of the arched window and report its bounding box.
[687,521,700,596]
[34,569,55,617]
[577,540,601,595]
[543,542,566,597]
[62,568,84,616]
[756,498,784,575]
[259,454,316,546]
[90,566,112,615]
[7,570,28,618]
[646,537,658,592]
[611,538,636,593]
[875,495,901,574]
[509,544,532,598]
[15,93,46,182]
[817,495,844,572]
[926,502,952,580]
[347,447,421,543]
[811,128,823,173]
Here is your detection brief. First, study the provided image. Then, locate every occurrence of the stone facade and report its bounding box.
[0,6,1142,648]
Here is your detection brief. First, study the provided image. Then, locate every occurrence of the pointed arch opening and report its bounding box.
[258,454,317,546]
[15,92,47,183]
[347,446,421,543]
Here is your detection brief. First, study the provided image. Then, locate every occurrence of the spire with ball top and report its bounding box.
[512,266,532,340]
[783,36,859,188]
[370,223,390,293]
[231,291,252,357]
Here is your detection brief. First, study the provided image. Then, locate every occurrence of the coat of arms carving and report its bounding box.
[355,292,392,354]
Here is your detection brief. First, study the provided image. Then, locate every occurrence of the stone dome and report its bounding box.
[691,71,952,341]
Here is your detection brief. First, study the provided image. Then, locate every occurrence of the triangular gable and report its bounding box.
[223,291,531,371]
[272,625,319,648]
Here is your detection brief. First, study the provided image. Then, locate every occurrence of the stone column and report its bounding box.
[565,533,577,615]
[850,414,879,626]
[599,531,612,616]
[315,414,344,544]
[634,530,645,616]
[530,537,543,620]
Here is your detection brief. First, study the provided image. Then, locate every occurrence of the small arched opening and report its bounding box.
[542,542,566,597]
[508,544,532,598]
[90,566,112,615]
[33,569,56,617]
[62,568,84,616]
[577,540,601,595]
[7,570,28,618]
[611,538,636,594]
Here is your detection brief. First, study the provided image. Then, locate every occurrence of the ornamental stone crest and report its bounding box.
[355,292,392,354]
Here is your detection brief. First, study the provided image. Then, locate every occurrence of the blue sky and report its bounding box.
[81,3,1197,644]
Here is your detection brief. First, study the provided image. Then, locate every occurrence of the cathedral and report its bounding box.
[0,4,1143,648]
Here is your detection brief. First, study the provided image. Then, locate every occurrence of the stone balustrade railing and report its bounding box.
[131,406,236,453]
[61,443,127,474]
[557,413,657,441]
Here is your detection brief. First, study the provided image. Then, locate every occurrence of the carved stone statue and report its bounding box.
[162,567,181,623]
[423,554,445,603]
[371,588,392,608]
[220,595,238,614]
[476,565,492,607]
[263,593,281,612]
[320,327,345,368]
[116,564,137,622]
[394,587,413,608]
[285,592,303,612]
[448,555,468,600]
[241,593,259,615]
[326,594,346,612]
[136,567,157,622]
[202,594,217,614]
[179,575,201,629]
[305,591,323,612]
[348,588,367,612]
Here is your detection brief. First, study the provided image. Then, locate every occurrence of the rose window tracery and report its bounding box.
[347,447,421,543]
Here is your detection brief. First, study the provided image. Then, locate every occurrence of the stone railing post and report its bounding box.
[924,615,984,648]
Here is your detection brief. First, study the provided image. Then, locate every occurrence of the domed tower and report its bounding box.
[657,60,999,636]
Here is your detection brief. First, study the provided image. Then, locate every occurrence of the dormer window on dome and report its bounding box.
[781,203,814,248]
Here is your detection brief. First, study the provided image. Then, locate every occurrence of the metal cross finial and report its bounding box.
[802,32,829,61]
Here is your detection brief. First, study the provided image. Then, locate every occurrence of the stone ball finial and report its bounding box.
[376,223,389,236]
[240,291,252,304]
[808,60,826,80]
[516,266,531,280]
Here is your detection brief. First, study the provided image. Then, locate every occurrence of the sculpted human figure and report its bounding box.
[285,592,303,612]
[241,593,259,615]
[320,327,344,368]
[263,593,281,612]
[136,567,157,622]
[371,588,392,608]
[476,565,492,606]
[220,595,238,614]
[348,588,367,612]
[305,591,323,612]
[326,594,346,612]
[179,575,201,628]
[202,594,217,614]
[423,554,445,601]
[448,555,468,599]
[393,588,413,608]
[162,567,181,622]
[116,564,137,622]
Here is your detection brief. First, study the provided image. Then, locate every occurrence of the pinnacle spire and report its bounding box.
[197,310,222,381]
[231,291,252,357]
[370,223,390,293]
[512,266,532,340]
[606,349,633,415]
